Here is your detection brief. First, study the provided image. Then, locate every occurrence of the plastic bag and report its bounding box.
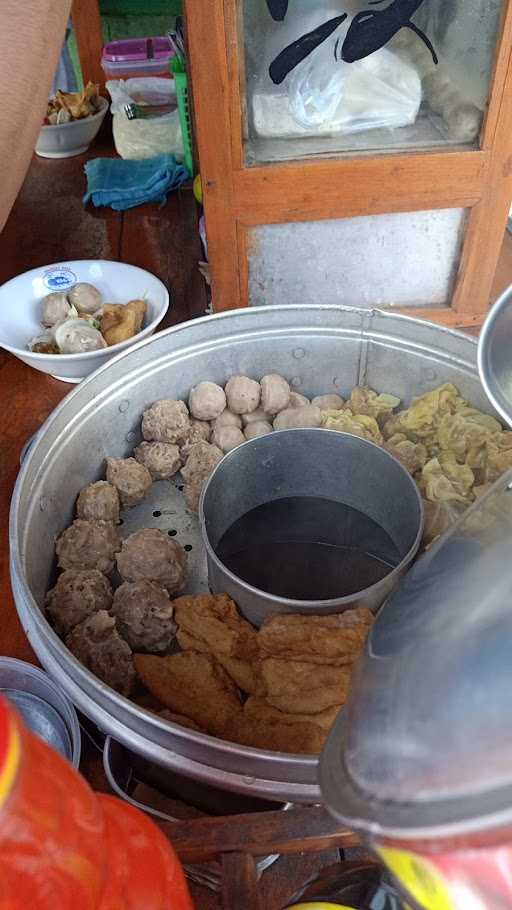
[106,77,184,160]
[288,40,422,134]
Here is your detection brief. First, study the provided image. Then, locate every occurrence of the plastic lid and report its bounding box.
[102,36,174,63]
[320,472,512,837]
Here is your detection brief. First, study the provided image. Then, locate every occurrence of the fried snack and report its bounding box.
[258,609,373,666]
[159,710,204,732]
[244,697,341,732]
[176,628,264,696]
[173,593,258,661]
[321,408,382,444]
[132,694,204,731]
[47,82,99,123]
[134,651,242,737]
[101,300,146,346]
[420,452,474,504]
[261,658,352,714]
[228,709,327,755]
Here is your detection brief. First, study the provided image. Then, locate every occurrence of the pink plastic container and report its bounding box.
[101,37,175,79]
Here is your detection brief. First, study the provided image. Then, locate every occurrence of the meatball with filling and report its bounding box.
[116,528,187,594]
[76,481,120,522]
[46,569,113,636]
[112,580,176,652]
[56,520,121,575]
[133,442,181,481]
[66,611,135,697]
[106,457,152,508]
[142,400,191,445]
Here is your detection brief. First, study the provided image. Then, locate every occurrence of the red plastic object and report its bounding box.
[0,696,194,909]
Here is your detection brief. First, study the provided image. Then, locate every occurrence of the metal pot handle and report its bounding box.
[102,735,285,890]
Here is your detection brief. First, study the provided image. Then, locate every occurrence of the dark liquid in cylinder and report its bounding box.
[215,496,400,601]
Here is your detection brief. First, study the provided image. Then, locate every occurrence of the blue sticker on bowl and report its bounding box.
[43,266,77,291]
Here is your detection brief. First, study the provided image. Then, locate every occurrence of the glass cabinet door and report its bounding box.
[242,0,505,165]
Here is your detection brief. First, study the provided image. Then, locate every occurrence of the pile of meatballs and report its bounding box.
[46,372,325,696]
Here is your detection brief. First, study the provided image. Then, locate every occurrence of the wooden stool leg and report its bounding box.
[222,852,261,910]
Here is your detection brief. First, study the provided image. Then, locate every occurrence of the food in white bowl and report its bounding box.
[36,83,108,159]
[0,260,169,383]
[28,282,147,355]
[45,82,102,124]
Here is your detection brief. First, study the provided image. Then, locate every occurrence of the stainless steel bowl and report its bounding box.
[201,428,423,626]
[478,285,512,428]
[9,305,496,802]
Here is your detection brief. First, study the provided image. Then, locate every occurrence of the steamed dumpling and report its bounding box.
[55,319,107,354]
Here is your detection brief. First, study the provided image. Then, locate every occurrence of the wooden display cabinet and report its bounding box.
[185,0,512,329]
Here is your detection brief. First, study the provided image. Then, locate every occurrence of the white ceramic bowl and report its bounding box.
[35,97,109,158]
[0,260,169,383]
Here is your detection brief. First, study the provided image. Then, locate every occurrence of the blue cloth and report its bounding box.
[83,154,188,211]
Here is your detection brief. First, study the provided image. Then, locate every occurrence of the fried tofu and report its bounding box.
[176,627,264,696]
[134,651,242,737]
[261,658,352,714]
[244,697,341,733]
[173,593,258,661]
[159,710,204,732]
[225,701,329,755]
[258,608,373,666]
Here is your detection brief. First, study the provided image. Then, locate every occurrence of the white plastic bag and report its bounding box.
[106,77,184,160]
[288,41,422,134]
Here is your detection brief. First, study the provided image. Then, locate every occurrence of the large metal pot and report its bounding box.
[9,305,494,803]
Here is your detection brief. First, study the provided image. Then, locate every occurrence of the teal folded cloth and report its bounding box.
[83,154,188,211]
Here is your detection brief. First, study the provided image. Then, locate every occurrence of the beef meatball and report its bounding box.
[116,528,187,594]
[288,392,310,409]
[241,407,270,426]
[211,425,245,453]
[180,419,211,459]
[260,374,291,415]
[273,405,322,430]
[212,410,242,430]
[106,457,152,508]
[42,292,71,327]
[311,394,344,410]
[65,611,135,697]
[76,481,120,522]
[142,400,190,445]
[46,569,113,636]
[188,381,226,421]
[181,442,223,485]
[56,520,121,574]
[244,420,273,440]
[67,282,102,315]
[181,441,223,514]
[225,376,261,415]
[112,580,176,652]
[133,442,181,481]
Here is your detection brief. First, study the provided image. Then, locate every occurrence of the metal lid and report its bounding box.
[478,286,512,429]
[319,472,512,839]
